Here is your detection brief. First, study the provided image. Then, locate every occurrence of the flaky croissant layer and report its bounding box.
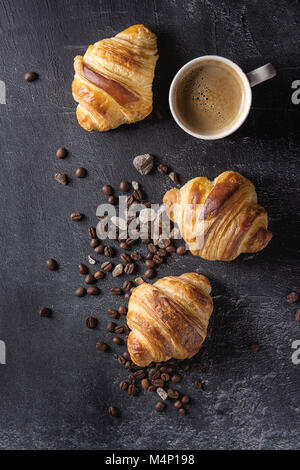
[127,273,213,366]
[72,24,158,132]
[163,171,272,262]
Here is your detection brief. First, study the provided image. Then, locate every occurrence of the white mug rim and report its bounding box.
[169,55,252,140]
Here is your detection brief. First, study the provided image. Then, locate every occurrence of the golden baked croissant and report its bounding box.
[127,273,213,366]
[163,171,272,262]
[72,24,158,131]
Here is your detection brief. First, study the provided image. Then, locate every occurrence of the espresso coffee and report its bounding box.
[176,60,246,136]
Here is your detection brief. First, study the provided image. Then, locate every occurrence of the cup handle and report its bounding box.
[246,63,276,87]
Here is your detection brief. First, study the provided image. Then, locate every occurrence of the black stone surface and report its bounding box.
[0,0,299,450]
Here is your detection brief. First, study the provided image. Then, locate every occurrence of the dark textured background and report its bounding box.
[0,0,299,450]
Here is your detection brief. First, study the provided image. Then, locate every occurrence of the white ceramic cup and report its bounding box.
[169,55,276,140]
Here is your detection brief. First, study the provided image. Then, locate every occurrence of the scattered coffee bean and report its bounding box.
[124,292,131,301]
[75,287,86,297]
[120,241,129,250]
[249,343,260,352]
[104,246,114,257]
[124,263,135,274]
[295,309,300,322]
[112,264,123,277]
[101,261,113,272]
[94,271,104,280]
[46,258,58,271]
[78,263,88,274]
[172,374,182,384]
[123,280,134,291]
[157,163,168,174]
[167,388,180,399]
[287,291,299,303]
[113,336,122,345]
[178,407,186,415]
[119,381,128,391]
[166,244,176,253]
[120,253,131,264]
[115,325,124,335]
[54,172,68,185]
[149,368,160,380]
[108,195,116,205]
[85,274,95,285]
[94,244,104,255]
[108,405,118,417]
[110,287,122,295]
[118,306,127,316]
[127,195,135,205]
[102,184,113,195]
[194,379,202,390]
[133,370,145,380]
[157,387,168,401]
[131,252,142,261]
[126,238,136,246]
[128,384,137,396]
[88,227,97,239]
[90,238,99,249]
[24,71,38,82]
[148,243,157,253]
[87,286,100,295]
[176,245,186,256]
[75,167,86,178]
[56,147,68,159]
[152,379,164,388]
[174,400,182,409]
[153,254,163,264]
[180,362,190,372]
[135,277,144,285]
[120,181,130,192]
[118,355,126,365]
[155,401,166,412]
[144,268,156,279]
[133,154,153,175]
[169,171,180,185]
[141,378,150,390]
[181,395,190,404]
[107,309,119,319]
[122,351,131,360]
[133,189,143,201]
[96,341,109,351]
[161,373,170,382]
[39,307,52,317]
[85,316,97,329]
[192,362,202,372]
[70,212,83,221]
[107,322,116,333]
[88,255,96,265]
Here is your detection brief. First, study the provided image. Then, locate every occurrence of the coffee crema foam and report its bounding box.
[176,60,246,135]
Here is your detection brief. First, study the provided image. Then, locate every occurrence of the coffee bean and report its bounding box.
[123,280,134,291]
[133,154,153,175]
[118,306,127,316]
[172,374,182,384]
[157,387,168,401]
[148,243,157,253]
[167,388,180,399]
[94,271,105,280]
[126,238,136,246]
[131,252,142,261]
[161,373,170,382]
[75,287,86,297]
[134,370,146,380]
[155,401,165,412]
[120,253,131,264]
[111,287,122,295]
[75,167,86,178]
[85,316,97,329]
[127,195,135,205]
[146,253,154,260]
[144,268,156,279]
[90,238,99,249]
[113,336,122,345]
[125,361,132,371]
[112,264,123,277]
[106,322,116,333]
[176,245,186,255]
[157,248,167,257]
[24,71,38,82]
[124,263,135,274]
[54,172,68,185]
[128,384,137,396]
[120,181,130,192]
[157,163,168,174]
[115,326,124,335]
[88,227,97,238]
[108,405,118,417]
[85,274,95,285]
[39,307,52,317]
[70,212,83,221]
[87,286,100,295]
[46,258,58,271]
[96,341,109,351]
[180,362,190,372]
[120,381,128,391]
[166,244,176,253]
[295,309,300,322]
[124,292,131,301]
[158,238,170,249]
[178,407,186,415]
[107,309,119,319]
[194,379,202,390]
[133,189,143,201]
[122,351,131,360]
[148,368,160,380]
[56,147,68,159]
[101,261,113,272]
[94,244,105,254]
[153,254,163,264]
[287,291,299,303]
[139,378,149,390]
[181,395,190,404]
[169,172,180,185]
[104,246,114,257]
[174,400,182,409]
[118,355,126,365]
[191,362,202,372]
[249,343,260,352]
[78,263,88,274]
[120,241,129,250]
[152,379,164,388]
[102,184,113,195]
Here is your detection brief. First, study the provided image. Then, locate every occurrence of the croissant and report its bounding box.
[72,24,158,132]
[163,171,272,262]
[127,273,213,366]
